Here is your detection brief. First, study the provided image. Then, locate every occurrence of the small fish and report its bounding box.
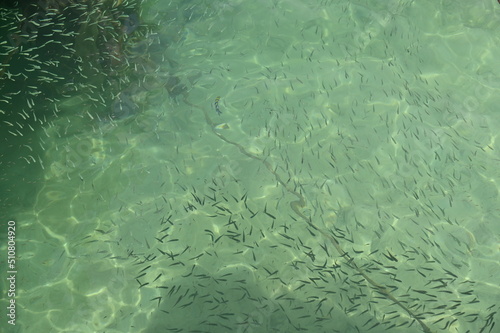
[214,123,229,129]
[214,96,222,115]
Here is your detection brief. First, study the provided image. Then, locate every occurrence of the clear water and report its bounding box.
[1,0,499,332]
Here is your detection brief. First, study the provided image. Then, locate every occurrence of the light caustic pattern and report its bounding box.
[11,0,500,333]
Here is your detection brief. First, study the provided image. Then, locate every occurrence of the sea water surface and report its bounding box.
[1,0,499,332]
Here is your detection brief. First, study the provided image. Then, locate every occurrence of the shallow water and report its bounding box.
[1,0,499,332]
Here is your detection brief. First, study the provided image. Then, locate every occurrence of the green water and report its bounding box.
[1,0,499,332]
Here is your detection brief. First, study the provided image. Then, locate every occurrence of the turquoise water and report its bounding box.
[1,0,499,332]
